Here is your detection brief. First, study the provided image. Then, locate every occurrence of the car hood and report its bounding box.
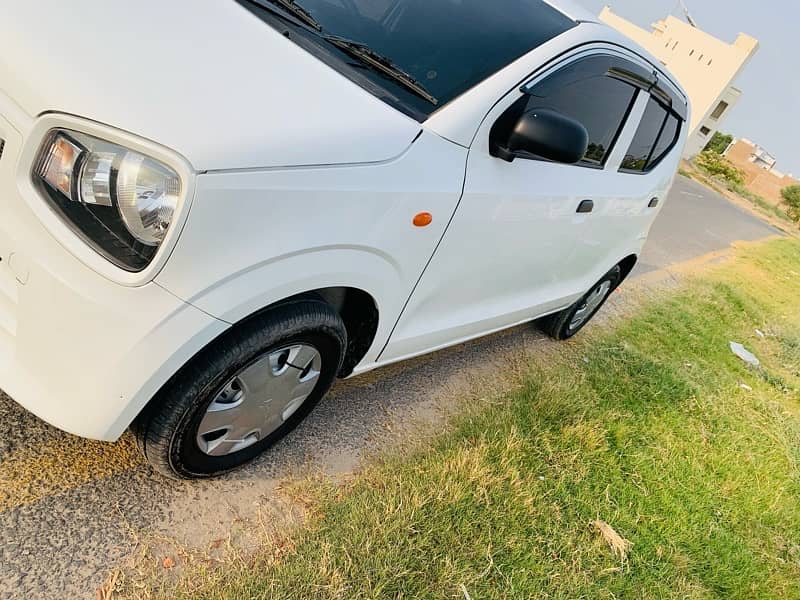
[0,1,422,171]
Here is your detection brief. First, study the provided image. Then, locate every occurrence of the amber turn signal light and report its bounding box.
[413,212,433,227]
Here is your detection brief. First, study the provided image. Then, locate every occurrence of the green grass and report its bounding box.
[147,239,800,599]
[728,182,794,224]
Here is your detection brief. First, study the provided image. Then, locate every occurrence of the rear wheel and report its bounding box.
[539,265,622,340]
[133,298,346,479]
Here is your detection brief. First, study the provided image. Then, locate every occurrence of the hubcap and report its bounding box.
[196,344,322,457]
[569,280,612,331]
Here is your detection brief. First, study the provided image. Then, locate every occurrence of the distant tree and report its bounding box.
[585,143,605,163]
[781,185,800,223]
[704,132,734,155]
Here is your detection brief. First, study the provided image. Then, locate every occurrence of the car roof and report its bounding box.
[541,0,601,23]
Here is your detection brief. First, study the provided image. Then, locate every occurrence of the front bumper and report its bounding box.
[0,100,227,441]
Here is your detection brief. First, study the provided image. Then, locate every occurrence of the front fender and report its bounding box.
[170,246,404,366]
[155,132,468,368]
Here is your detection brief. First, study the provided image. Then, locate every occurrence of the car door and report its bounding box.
[567,64,689,288]
[379,49,666,363]
[606,79,688,266]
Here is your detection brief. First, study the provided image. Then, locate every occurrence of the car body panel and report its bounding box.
[155,130,468,365]
[0,104,228,440]
[380,44,686,363]
[0,0,422,171]
[542,0,601,23]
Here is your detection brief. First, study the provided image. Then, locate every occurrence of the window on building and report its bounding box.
[700,126,711,136]
[708,59,713,66]
[672,41,679,49]
[710,101,729,120]
[690,49,695,56]
[620,96,682,173]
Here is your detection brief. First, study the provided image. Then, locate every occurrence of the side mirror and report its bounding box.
[491,108,589,164]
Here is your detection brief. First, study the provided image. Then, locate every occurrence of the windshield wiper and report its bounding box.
[243,1,438,106]
[246,0,322,31]
[323,36,439,106]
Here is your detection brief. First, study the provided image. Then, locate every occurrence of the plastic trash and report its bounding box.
[730,342,760,367]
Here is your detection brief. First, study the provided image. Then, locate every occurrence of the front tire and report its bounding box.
[133,298,347,479]
[539,265,622,340]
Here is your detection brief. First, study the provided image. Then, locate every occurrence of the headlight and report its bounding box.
[34,129,181,271]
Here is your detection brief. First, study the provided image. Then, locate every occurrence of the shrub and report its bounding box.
[781,185,800,222]
[695,150,744,185]
[703,132,734,155]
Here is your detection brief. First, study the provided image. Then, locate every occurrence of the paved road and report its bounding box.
[635,176,778,274]
[0,176,779,599]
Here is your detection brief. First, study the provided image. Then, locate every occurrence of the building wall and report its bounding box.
[685,85,741,157]
[726,139,799,206]
[599,7,758,158]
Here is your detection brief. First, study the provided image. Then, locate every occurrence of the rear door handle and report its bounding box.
[576,199,594,214]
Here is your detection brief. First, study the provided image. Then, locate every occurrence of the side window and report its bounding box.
[533,75,636,165]
[621,96,682,173]
[507,56,639,167]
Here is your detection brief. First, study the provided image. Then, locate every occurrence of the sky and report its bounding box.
[574,0,800,176]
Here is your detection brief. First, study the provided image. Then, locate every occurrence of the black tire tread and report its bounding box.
[538,265,622,341]
[132,298,346,479]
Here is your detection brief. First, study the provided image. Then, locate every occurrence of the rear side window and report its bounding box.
[621,96,682,172]
[523,59,638,166]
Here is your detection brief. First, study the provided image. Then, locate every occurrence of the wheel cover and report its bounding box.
[569,280,612,331]
[195,344,322,457]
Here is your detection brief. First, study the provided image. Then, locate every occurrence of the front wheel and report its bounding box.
[132,298,347,479]
[538,265,622,340]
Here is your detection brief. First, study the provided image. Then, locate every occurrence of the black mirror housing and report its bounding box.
[491,108,589,164]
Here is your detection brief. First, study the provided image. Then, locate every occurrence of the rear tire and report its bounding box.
[539,265,622,340]
[132,298,346,479]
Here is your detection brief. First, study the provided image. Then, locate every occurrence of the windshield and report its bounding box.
[239,0,575,121]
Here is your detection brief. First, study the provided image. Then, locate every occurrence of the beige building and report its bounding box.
[600,7,758,158]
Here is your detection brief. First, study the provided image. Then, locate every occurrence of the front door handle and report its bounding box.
[576,199,594,214]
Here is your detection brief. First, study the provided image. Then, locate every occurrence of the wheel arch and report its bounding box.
[245,286,380,378]
[126,284,380,441]
[616,254,638,286]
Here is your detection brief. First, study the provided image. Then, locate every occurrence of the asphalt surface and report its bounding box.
[634,176,778,275]
[0,176,779,599]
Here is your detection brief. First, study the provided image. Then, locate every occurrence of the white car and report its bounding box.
[0,0,688,477]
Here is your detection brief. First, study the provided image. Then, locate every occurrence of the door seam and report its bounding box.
[375,144,470,361]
